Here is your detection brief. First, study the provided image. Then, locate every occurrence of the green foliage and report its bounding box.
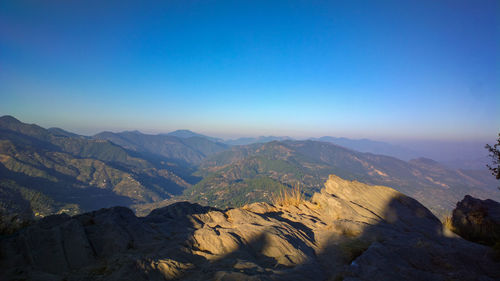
[185,176,287,208]
[2,115,500,222]
[0,179,82,235]
[94,131,228,166]
[0,116,192,217]
[0,180,80,217]
[485,133,500,185]
[189,140,500,217]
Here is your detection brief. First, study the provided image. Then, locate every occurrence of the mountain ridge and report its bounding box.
[224,136,293,146]
[164,129,224,143]
[93,131,229,166]
[186,140,499,217]
[1,116,497,221]
[310,136,421,161]
[0,116,192,221]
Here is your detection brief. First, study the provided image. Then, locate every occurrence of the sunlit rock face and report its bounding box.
[1,175,499,280]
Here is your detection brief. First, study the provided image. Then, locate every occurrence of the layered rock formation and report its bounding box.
[1,175,499,280]
[451,195,500,246]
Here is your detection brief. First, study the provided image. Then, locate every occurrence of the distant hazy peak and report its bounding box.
[224,136,293,146]
[409,157,441,166]
[47,127,83,138]
[166,129,203,138]
[167,129,197,136]
[311,136,421,161]
[123,130,142,134]
[93,131,116,138]
[166,129,223,142]
[0,115,52,140]
[0,115,22,124]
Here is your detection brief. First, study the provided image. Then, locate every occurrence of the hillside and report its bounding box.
[165,129,224,143]
[311,136,420,161]
[1,175,498,280]
[93,131,229,166]
[0,116,191,221]
[1,116,497,220]
[186,140,499,217]
[224,135,292,146]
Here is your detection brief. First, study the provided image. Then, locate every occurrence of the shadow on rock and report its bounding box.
[1,175,500,281]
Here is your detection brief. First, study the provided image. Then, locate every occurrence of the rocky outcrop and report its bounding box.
[451,195,500,246]
[1,175,499,280]
[0,185,34,235]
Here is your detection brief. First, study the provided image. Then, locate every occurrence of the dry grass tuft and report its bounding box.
[442,216,457,233]
[271,184,305,207]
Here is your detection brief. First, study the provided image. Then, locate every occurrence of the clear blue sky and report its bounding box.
[1,0,498,140]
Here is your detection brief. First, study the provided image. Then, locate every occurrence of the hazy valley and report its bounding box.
[1,115,497,225]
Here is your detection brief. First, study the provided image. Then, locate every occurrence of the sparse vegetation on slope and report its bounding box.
[0,116,192,216]
[2,116,499,223]
[188,140,500,217]
[93,130,228,166]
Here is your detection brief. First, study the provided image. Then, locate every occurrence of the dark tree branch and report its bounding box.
[485,133,500,189]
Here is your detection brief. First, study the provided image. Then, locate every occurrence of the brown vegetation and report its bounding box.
[270,183,305,206]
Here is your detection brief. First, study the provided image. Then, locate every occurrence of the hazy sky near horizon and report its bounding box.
[1,0,499,140]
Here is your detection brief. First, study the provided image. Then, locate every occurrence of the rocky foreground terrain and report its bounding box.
[1,175,499,281]
[451,195,500,247]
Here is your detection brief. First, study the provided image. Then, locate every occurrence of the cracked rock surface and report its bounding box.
[1,175,499,280]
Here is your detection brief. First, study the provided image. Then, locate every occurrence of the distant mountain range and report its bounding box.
[120,128,489,171]
[161,131,292,147]
[309,136,421,161]
[0,116,191,221]
[156,131,419,160]
[94,130,228,166]
[164,129,224,143]
[93,128,424,164]
[158,132,424,162]
[185,140,498,217]
[1,115,497,224]
[161,132,489,170]
[224,136,293,146]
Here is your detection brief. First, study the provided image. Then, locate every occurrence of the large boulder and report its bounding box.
[451,195,500,246]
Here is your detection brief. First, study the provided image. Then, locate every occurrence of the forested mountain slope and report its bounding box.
[187,140,499,217]
[0,116,191,225]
